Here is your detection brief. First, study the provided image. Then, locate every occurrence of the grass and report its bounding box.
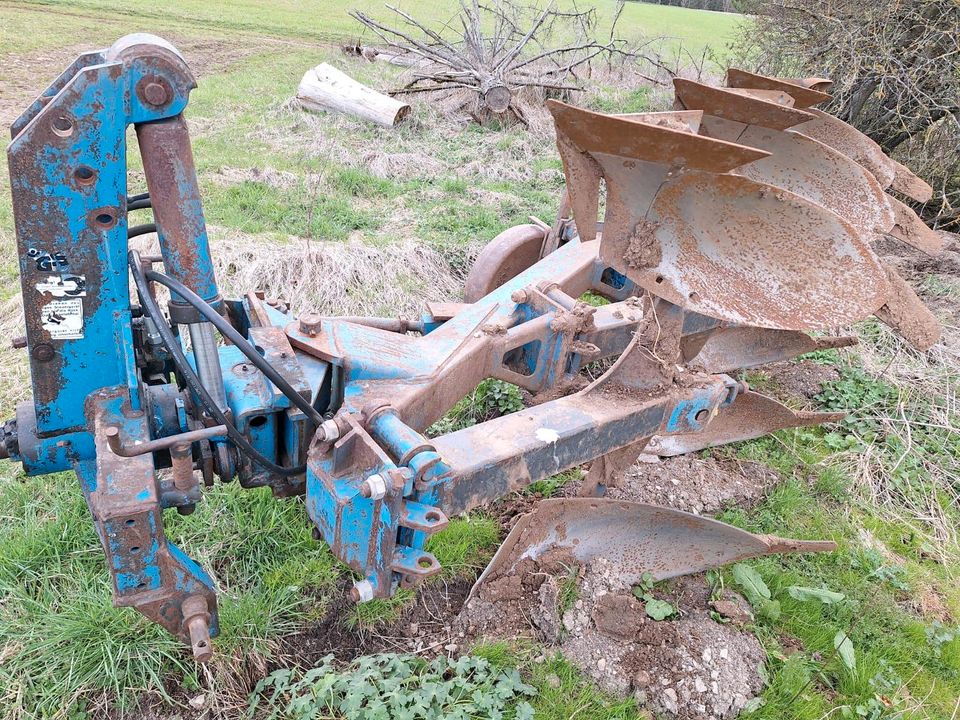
[474,643,649,719]
[0,470,341,715]
[5,0,745,55]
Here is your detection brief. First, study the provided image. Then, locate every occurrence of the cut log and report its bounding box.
[297,63,411,128]
[479,76,512,113]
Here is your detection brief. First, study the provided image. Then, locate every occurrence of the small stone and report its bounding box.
[633,670,651,688]
[711,681,719,695]
[409,622,419,635]
[711,599,753,625]
[719,647,728,660]
[546,673,561,688]
[661,687,679,714]
[533,654,546,664]
[597,658,607,672]
[711,669,720,680]
[187,695,206,710]
[694,677,708,693]
[702,648,713,663]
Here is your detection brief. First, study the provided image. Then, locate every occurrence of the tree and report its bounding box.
[735,0,960,229]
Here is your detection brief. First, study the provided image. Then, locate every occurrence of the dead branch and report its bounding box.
[350,0,629,124]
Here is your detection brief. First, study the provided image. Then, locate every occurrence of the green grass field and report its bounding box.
[1,1,959,719]
[3,0,744,54]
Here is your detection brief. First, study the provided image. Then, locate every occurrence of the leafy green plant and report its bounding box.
[631,572,677,620]
[248,653,537,720]
[833,630,856,671]
[731,563,847,623]
[428,379,524,435]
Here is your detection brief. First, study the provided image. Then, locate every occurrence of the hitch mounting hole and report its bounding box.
[94,210,117,229]
[51,116,74,137]
[74,166,96,185]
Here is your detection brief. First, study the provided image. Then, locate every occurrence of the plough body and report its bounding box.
[0,36,939,660]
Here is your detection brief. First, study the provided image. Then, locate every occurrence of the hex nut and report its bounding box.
[351,579,374,603]
[320,418,341,442]
[360,473,387,500]
[299,313,323,336]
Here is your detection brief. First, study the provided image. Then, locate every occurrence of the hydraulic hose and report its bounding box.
[129,250,306,477]
[143,269,325,427]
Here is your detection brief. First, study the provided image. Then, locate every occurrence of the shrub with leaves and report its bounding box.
[247,653,536,720]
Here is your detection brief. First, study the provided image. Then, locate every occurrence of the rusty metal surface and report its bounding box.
[891,160,934,203]
[874,262,942,351]
[624,170,886,328]
[793,109,898,189]
[725,70,933,203]
[472,498,837,594]
[548,100,889,331]
[887,196,948,255]
[674,79,815,130]
[463,223,547,303]
[647,391,845,457]
[104,423,227,457]
[677,80,895,241]
[136,114,221,313]
[725,68,832,108]
[684,327,857,374]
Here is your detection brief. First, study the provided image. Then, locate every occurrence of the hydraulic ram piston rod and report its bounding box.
[137,115,230,460]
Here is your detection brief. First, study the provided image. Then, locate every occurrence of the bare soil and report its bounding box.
[602,455,779,516]
[763,360,840,404]
[457,558,765,719]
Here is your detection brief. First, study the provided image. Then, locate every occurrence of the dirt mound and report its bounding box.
[763,359,841,403]
[457,558,764,719]
[602,455,779,516]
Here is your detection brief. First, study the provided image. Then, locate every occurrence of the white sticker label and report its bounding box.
[35,274,86,297]
[42,298,84,339]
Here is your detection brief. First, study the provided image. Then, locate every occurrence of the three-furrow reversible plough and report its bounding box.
[0,35,942,660]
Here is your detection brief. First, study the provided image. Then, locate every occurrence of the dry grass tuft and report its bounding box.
[841,314,960,560]
[134,226,479,318]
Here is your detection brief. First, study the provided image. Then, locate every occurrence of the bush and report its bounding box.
[734,0,960,229]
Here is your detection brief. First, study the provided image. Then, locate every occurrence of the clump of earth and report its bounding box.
[456,556,764,720]
[602,455,779,516]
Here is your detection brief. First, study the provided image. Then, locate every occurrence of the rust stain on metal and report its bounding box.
[874,262,942,351]
[648,390,846,457]
[472,498,837,596]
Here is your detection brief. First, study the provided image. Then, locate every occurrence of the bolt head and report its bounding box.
[299,313,323,336]
[511,289,528,304]
[143,82,169,106]
[31,343,55,362]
